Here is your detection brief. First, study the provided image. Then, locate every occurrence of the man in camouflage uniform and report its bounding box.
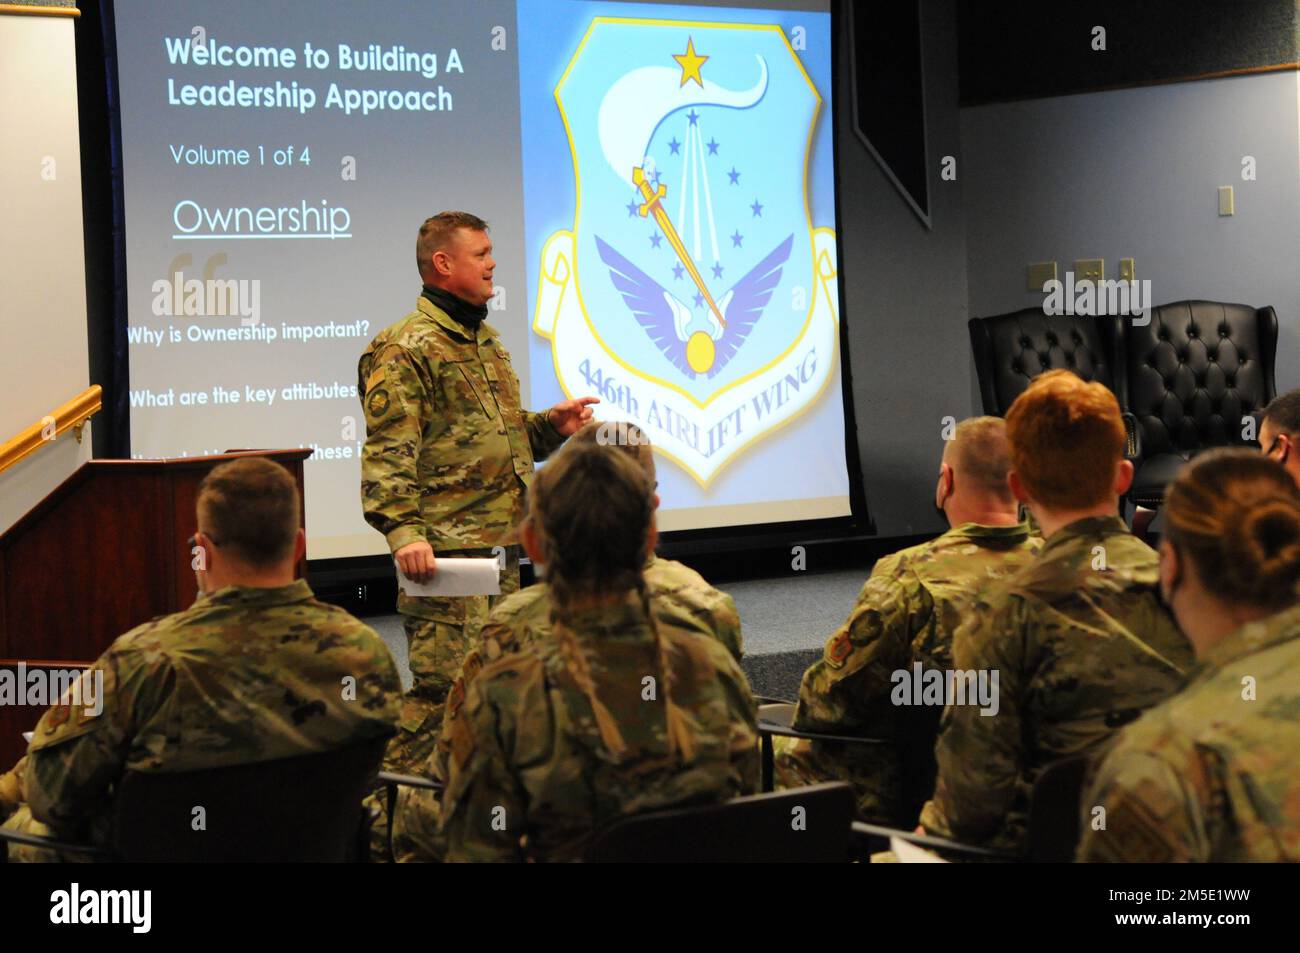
[920,371,1194,854]
[391,422,744,860]
[0,458,401,861]
[357,210,596,710]
[775,417,1042,824]
[357,213,595,854]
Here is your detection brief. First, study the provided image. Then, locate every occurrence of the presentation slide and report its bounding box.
[114,0,850,560]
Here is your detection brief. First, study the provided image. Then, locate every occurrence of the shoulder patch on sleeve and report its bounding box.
[447,678,467,720]
[826,630,854,669]
[1093,789,1181,862]
[367,387,391,418]
[30,701,100,751]
[449,690,480,770]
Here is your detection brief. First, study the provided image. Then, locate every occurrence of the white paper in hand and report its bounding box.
[395,557,500,597]
[890,835,948,863]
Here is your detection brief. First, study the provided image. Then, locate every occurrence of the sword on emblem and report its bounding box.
[631,166,726,329]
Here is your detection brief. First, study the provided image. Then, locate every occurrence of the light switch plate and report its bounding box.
[1027,261,1057,291]
[1218,186,1234,216]
[1119,258,1135,282]
[1073,258,1104,282]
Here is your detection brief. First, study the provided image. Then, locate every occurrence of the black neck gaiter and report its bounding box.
[422,284,488,333]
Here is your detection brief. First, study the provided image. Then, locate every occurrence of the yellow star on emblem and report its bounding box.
[673,37,708,88]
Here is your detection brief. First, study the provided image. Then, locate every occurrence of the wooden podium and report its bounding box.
[0,449,311,767]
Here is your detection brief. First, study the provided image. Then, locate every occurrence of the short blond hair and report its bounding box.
[944,416,1015,501]
[416,211,488,278]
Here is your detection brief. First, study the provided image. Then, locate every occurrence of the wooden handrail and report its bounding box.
[0,384,101,476]
[0,3,80,17]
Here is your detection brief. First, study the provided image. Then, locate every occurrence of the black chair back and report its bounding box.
[111,735,390,862]
[851,755,1091,863]
[1121,301,1277,506]
[1124,300,1276,455]
[969,309,1123,416]
[1025,756,1089,863]
[584,782,855,862]
[896,702,943,828]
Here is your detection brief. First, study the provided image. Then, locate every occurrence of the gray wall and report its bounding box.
[961,71,1300,391]
[839,0,970,538]
[841,11,1300,541]
[0,12,92,535]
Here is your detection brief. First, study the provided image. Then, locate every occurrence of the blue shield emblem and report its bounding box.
[533,17,839,484]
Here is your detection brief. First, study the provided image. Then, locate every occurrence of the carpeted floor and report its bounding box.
[371,566,866,701]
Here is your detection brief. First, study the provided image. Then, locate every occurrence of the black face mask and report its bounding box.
[934,472,951,524]
[1154,547,1179,617]
[1153,575,1172,614]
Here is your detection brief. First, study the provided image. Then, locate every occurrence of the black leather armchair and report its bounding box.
[969,309,1123,416]
[1120,300,1277,508]
[969,309,1140,460]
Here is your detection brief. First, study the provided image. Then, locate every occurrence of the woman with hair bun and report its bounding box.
[1079,449,1300,861]
[438,440,758,862]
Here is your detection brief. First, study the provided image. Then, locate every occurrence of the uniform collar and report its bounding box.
[415,294,497,346]
[1194,602,1300,678]
[944,520,1033,542]
[1038,514,1131,557]
[195,579,315,609]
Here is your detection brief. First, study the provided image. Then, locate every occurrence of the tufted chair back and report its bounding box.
[1124,300,1276,455]
[969,309,1123,416]
[1121,301,1277,506]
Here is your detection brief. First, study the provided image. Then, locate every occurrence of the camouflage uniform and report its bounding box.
[362,692,444,861]
[0,757,25,823]
[390,558,742,861]
[1079,603,1300,862]
[775,522,1042,824]
[436,593,759,862]
[1,581,401,861]
[919,515,1195,853]
[358,294,565,700]
[429,554,741,689]
[642,555,744,662]
[395,567,749,861]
